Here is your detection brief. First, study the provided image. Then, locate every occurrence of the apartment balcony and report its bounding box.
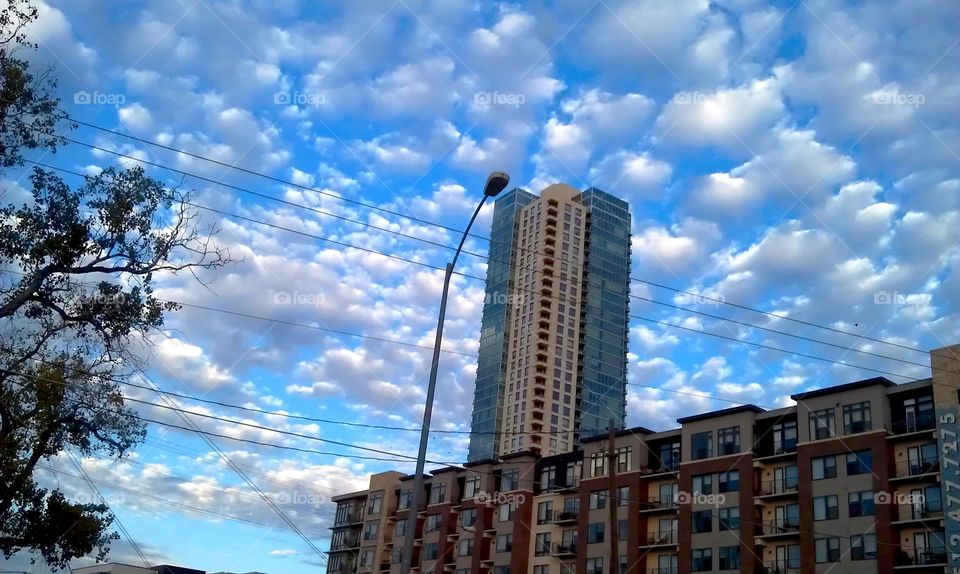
[755,478,799,500]
[638,461,680,478]
[639,497,678,513]
[894,547,948,568]
[754,442,798,462]
[891,457,940,482]
[647,569,679,574]
[755,520,800,540]
[545,237,556,247]
[552,543,577,558]
[334,511,366,527]
[547,206,558,217]
[890,412,937,439]
[330,537,361,552]
[640,530,678,548]
[552,510,579,524]
[546,217,557,227]
[760,561,801,574]
[895,502,943,524]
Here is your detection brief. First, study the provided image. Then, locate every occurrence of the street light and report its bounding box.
[400,171,510,574]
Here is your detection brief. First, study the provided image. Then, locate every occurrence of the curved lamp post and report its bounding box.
[400,171,510,574]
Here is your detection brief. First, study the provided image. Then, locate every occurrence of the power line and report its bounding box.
[8,160,936,385]
[60,118,931,357]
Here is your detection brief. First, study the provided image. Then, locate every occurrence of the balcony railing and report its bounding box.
[552,543,577,557]
[642,460,680,474]
[756,520,800,536]
[891,412,937,435]
[895,547,948,566]
[761,561,800,573]
[895,456,940,478]
[330,537,361,551]
[552,510,579,524]
[645,530,678,545]
[898,502,943,520]
[641,497,678,511]
[757,478,799,497]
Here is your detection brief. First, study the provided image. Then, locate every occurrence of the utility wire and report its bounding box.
[59,119,930,356]
[63,451,151,568]
[10,160,939,383]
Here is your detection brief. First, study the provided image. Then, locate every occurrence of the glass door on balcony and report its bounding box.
[658,554,678,573]
[775,504,800,530]
[774,544,801,570]
[907,444,938,475]
[658,517,678,543]
[772,465,798,493]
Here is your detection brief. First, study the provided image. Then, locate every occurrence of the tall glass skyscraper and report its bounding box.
[467,184,631,462]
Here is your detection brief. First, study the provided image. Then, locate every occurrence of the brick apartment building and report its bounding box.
[327,343,960,574]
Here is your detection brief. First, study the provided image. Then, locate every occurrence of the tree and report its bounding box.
[1,0,70,170]
[0,1,231,567]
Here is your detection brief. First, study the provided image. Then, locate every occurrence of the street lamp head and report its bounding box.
[483,171,510,197]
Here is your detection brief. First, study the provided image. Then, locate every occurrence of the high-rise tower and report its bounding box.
[467,183,632,462]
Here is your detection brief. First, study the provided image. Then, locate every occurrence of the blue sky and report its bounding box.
[2,0,959,572]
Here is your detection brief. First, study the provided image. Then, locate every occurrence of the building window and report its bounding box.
[718,470,739,493]
[493,567,510,574]
[461,508,477,528]
[501,468,520,491]
[392,548,403,564]
[692,473,713,495]
[458,537,473,557]
[586,557,603,574]
[394,519,407,537]
[398,489,411,510]
[363,521,379,540]
[809,408,836,440]
[423,542,439,561]
[360,549,374,567]
[496,533,513,553]
[848,491,875,517]
[591,452,606,477]
[587,522,605,544]
[815,537,841,563]
[773,419,798,454]
[851,534,877,560]
[540,465,556,491]
[846,450,873,475]
[538,500,554,524]
[428,483,445,504]
[589,490,608,510]
[691,548,712,572]
[843,401,872,434]
[615,447,631,472]
[368,493,382,514]
[534,532,551,556]
[499,501,515,522]
[617,486,629,506]
[426,513,442,532]
[812,455,837,480]
[719,507,740,531]
[464,475,481,499]
[692,510,712,533]
[718,545,740,570]
[717,426,740,455]
[659,442,680,471]
[533,566,549,574]
[813,495,839,520]
[691,431,713,460]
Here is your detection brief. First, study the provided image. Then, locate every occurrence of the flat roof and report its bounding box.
[581,425,654,444]
[791,376,897,401]
[677,404,765,424]
[331,489,369,502]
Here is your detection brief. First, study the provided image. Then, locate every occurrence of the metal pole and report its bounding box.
[608,419,620,574]
[400,196,489,574]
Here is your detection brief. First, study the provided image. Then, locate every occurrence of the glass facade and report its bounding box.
[468,188,535,461]
[467,186,630,461]
[574,188,631,439]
